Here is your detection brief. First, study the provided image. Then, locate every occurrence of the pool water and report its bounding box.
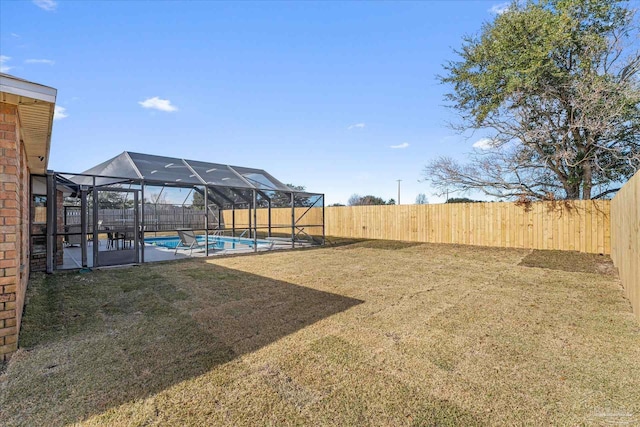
[144,235,271,251]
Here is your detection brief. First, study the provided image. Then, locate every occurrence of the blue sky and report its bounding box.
[1,0,511,205]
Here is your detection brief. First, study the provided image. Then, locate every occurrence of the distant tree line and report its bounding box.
[446,197,478,204]
[347,194,396,206]
[329,194,482,206]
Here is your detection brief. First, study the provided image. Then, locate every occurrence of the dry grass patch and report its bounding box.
[519,249,618,276]
[1,241,639,426]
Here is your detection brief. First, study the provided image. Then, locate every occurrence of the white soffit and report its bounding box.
[0,74,57,174]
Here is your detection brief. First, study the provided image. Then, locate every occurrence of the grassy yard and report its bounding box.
[1,241,639,426]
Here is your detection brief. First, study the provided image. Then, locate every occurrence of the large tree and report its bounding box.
[99,191,135,209]
[192,190,205,210]
[192,184,316,209]
[270,184,313,208]
[425,0,640,200]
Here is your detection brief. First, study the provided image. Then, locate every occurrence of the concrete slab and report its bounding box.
[60,238,309,270]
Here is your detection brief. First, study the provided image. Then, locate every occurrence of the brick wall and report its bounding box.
[0,102,29,361]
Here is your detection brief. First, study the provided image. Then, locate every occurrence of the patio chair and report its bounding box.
[174,229,206,255]
[123,230,135,249]
[106,230,115,250]
[105,226,124,250]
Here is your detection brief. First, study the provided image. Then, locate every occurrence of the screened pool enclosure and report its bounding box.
[41,152,324,271]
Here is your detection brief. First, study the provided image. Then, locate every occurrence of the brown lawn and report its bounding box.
[1,240,639,426]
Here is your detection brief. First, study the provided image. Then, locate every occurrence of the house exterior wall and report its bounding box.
[0,102,29,361]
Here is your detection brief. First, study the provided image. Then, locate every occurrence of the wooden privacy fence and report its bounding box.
[63,207,218,232]
[64,202,612,254]
[221,207,324,236]
[326,201,610,254]
[227,201,610,254]
[611,171,640,323]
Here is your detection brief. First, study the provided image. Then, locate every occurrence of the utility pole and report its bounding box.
[396,179,402,205]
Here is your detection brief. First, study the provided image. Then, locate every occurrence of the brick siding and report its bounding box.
[0,102,30,361]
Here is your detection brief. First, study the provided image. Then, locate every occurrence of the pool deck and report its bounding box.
[60,239,311,270]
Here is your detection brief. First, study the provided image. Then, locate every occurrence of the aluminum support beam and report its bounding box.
[45,171,55,273]
[204,185,209,257]
[322,194,325,245]
[291,192,295,249]
[80,188,88,267]
[253,190,258,252]
[140,182,145,263]
[232,204,236,237]
[268,198,272,237]
[92,177,99,267]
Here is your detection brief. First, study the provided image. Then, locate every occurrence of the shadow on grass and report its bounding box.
[324,237,369,247]
[4,261,363,426]
[327,238,424,251]
[519,250,617,276]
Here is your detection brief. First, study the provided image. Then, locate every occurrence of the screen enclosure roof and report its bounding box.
[71,151,318,195]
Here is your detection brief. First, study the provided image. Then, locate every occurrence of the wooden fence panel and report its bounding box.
[66,207,212,231]
[207,200,614,257]
[323,201,610,254]
[611,172,640,323]
[221,207,324,237]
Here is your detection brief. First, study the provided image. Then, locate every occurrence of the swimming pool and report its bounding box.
[144,235,272,251]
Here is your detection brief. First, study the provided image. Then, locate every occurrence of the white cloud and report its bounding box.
[472,138,495,150]
[390,142,410,149]
[489,2,510,14]
[25,59,55,65]
[348,123,365,130]
[53,106,68,120]
[33,0,57,11]
[0,56,12,73]
[11,33,20,38]
[138,97,178,112]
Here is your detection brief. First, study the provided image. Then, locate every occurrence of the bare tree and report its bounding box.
[415,193,429,204]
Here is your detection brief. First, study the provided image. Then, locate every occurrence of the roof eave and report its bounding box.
[0,73,57,103]
[0,74,57,174]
